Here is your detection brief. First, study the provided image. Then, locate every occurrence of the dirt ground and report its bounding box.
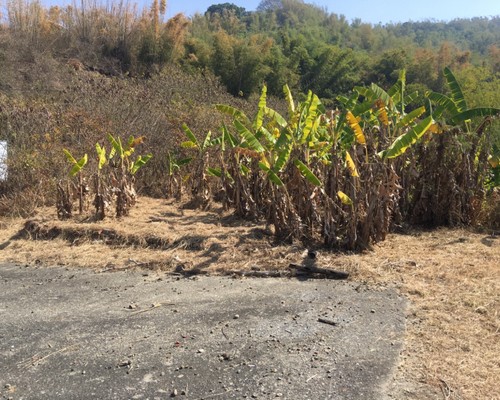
[0,196,499,400]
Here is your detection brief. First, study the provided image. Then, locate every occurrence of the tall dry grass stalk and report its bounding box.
[4,0,185,71]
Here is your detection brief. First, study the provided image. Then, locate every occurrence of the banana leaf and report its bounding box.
[259,127,277,147]
[108,134,124,159]
[69,154,88,176]
[273,132,292,172]
[234,120,265,153]
[207,167,222,177]
[345,151,359,177]
[294,159,322,187]
[369,84,393,109]
[379,116,433,159]
[130,154,152,175]
[215,104,251,127]
[258,162,284,186]
[346,111,366,145]
[181,124,199,149]
[444,67,467,112]
[396,106,425,129]
[451,107,500,125]
[253,85,267,132]
[181,141,198,149]
[202,130,212,151]
[301,93,321,142]
[337,191,353,206]
[426,91,458,119]
[352,99,374,117]
[264,107,287,128]
[63,149,77,164]
[221,123,237,150]
[95,143,107,170]
[283,84,295,115]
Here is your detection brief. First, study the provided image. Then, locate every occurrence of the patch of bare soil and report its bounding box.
[0,197,498,400]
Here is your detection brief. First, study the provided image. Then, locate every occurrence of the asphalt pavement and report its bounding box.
[0,263,407,399]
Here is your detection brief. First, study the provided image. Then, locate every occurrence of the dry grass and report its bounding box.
[0,197,498,399]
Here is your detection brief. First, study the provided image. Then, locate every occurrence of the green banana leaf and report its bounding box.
[130,154,152,175]
[108,134,124,159]
[259,127,277,147]
[387,69,406,109]
[379,116,434,159]
[253,85,267,132]
[444,67,467,112]
[451,107,500,125]
[181,141,198,149]
[207,167,222,178]
[181,124,200,149]
[258,162,284,186]
[273,131,292,172]
[301,93,321,142]
[426,91,458,119]
[352,99,374,117]
[69,154,88,176]
[177,157,192,167]
[294,159,322,186]
[337,92,358,110]
[202,130,212,151]
[215,104,251,127]
[369,84,393,109]
[221,123,237,150]
[264,106,287,128]
[234,120,265,153]
[396,106,426,129]
[95,143,107,170]
[283,84,295,116]
[63,149,77,164]
[405,91,420,105]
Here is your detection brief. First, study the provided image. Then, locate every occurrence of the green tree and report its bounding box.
[206,3,246,18]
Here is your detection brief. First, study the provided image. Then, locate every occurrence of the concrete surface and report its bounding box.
[0,263,406,399]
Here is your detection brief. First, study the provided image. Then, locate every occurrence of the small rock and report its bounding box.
[233,314,240,319]
[171,388,178,397]
[197,348,205,354]
[307,250,317,259]
[370,309,375,313]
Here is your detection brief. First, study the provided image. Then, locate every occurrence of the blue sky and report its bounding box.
[38,0,499,24]
[164,0,499,24]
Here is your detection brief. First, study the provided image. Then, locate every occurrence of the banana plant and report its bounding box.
[216,85,324,189]
[486,144,500,190]
[107,134,152,174]
[94,143,107,219]
[166,151,192,200]
[335,70,435,160]
[180,124,221,208]
[107,134,152,217]
[62,149,88,214]
[425,67,500,189]
[426,67,500,131]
